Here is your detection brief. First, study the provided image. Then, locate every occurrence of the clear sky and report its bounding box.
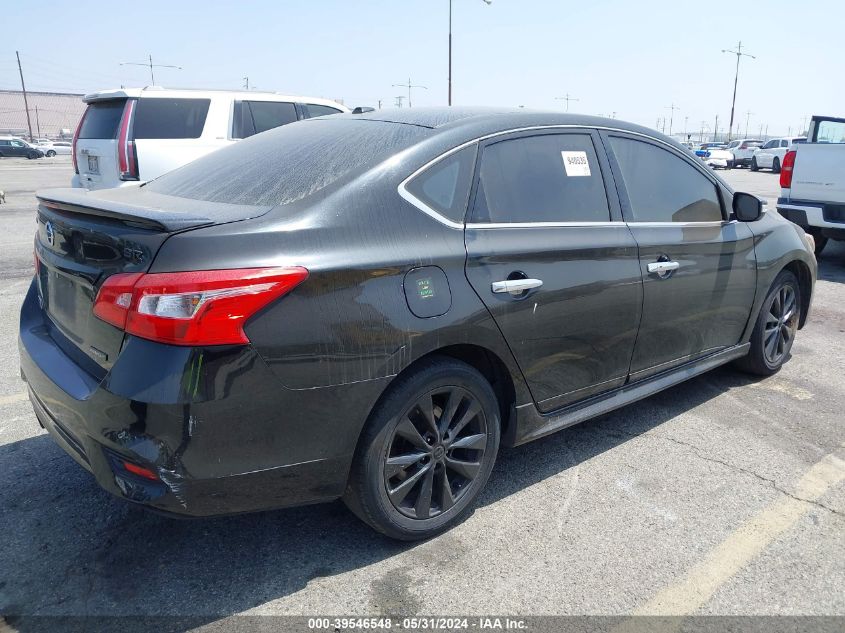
[2,0,843,137]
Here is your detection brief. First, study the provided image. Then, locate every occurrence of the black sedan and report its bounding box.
[20,108,816,540]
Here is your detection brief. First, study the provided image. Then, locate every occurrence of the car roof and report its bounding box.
[337,106,682,146]
[83,86,349,110]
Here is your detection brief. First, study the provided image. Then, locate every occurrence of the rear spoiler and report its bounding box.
[35,187,272,232]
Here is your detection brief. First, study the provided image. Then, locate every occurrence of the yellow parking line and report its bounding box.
[0,392,28,406]
[631,450,845,618]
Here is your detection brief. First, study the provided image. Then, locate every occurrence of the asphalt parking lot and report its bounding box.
[0,157,843,626]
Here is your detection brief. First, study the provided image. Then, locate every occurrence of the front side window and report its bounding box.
[10,140,25,147]
[763,140,778,149]
[405,144,477,223]
[134,98,210,139]
[471,133,610,223]
[609,136,723,223]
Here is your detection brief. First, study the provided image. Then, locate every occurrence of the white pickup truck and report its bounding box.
[777,115,845,255]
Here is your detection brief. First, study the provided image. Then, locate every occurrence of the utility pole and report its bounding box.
[800,116,808,134]
[243,77,250,90]
[700,121,707,143]
[394,95,405,108]
[745,110,753,138]
[714,114,719,141]
[721,41,755,141]
[665,103,680,136]
[448,0,492,106]
[378,99,383,109]
[120,54,182,85]
[656,116,661,130]
[555,93,579,112]
[759,123,764,139]
[35,106,41,138]
[393,78,427,108]
[16,51,34,142]
[684,115,689,139]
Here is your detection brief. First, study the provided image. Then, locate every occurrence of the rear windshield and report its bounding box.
[134,98,210,139]
[145,119,430,206]
[78,100,125,139]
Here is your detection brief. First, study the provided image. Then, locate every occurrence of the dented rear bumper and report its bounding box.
[18,279,379,517]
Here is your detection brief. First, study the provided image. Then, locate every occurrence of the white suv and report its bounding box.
[71,87,349,190]
[751,136,806,173]
[726,138,763,168]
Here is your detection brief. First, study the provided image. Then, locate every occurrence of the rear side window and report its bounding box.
[405,144,477,223]
[471,133,610,223]
[146,119,430,206]
[815,120,845,143]
[133,98,210,139]
[303,104,343,118]
[609,136,723,223]
[78,100,126,139]
[233,100,298,138]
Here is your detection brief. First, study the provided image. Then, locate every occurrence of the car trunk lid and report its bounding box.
[34,187,272,373]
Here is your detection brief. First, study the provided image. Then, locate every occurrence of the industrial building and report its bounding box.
[0,89,85,140]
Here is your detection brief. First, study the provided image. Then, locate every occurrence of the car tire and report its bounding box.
[27,151,37,160]
[772,157,781,174]
[46,150,56,157]
[750,157,759,171]
[344,356,501,540]
[735,270,801,376]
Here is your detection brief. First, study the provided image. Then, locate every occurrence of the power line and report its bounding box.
[392,78,427,108]
[555,93,579,112]
[120,54,181,85]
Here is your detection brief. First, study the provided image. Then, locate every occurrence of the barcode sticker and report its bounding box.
[561,151,591,176]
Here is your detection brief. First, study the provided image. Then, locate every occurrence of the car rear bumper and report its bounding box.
[18,279,379,517]
[777,201,845,238]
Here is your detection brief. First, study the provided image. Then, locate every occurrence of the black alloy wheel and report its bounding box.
[736,270,801,376]
[383,386,488,520]
[762,283,798,367]
[344,357,500,540]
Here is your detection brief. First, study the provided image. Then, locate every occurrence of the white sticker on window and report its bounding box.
[561,151,591,177]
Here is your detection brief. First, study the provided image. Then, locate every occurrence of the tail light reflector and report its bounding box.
[122,461,160,481]
[780,150,797,188]
[93,267,308,346]
[71,109,87,175]
[117,99,138,181]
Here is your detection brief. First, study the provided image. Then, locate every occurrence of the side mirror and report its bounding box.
[733,192,763,222]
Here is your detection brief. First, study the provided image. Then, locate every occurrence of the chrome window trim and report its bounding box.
[466,221,623,229]
[397,124,725,229]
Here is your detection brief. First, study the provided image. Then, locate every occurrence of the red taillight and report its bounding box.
[93,267,308,346]
[92,272,143,329]
[117,99,138,181]
[71,109,86,175]
[780,150,797,188]
[122,461,160,481]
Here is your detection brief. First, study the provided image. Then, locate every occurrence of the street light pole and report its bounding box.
[448,0,492,106]
[721,41,755,142]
